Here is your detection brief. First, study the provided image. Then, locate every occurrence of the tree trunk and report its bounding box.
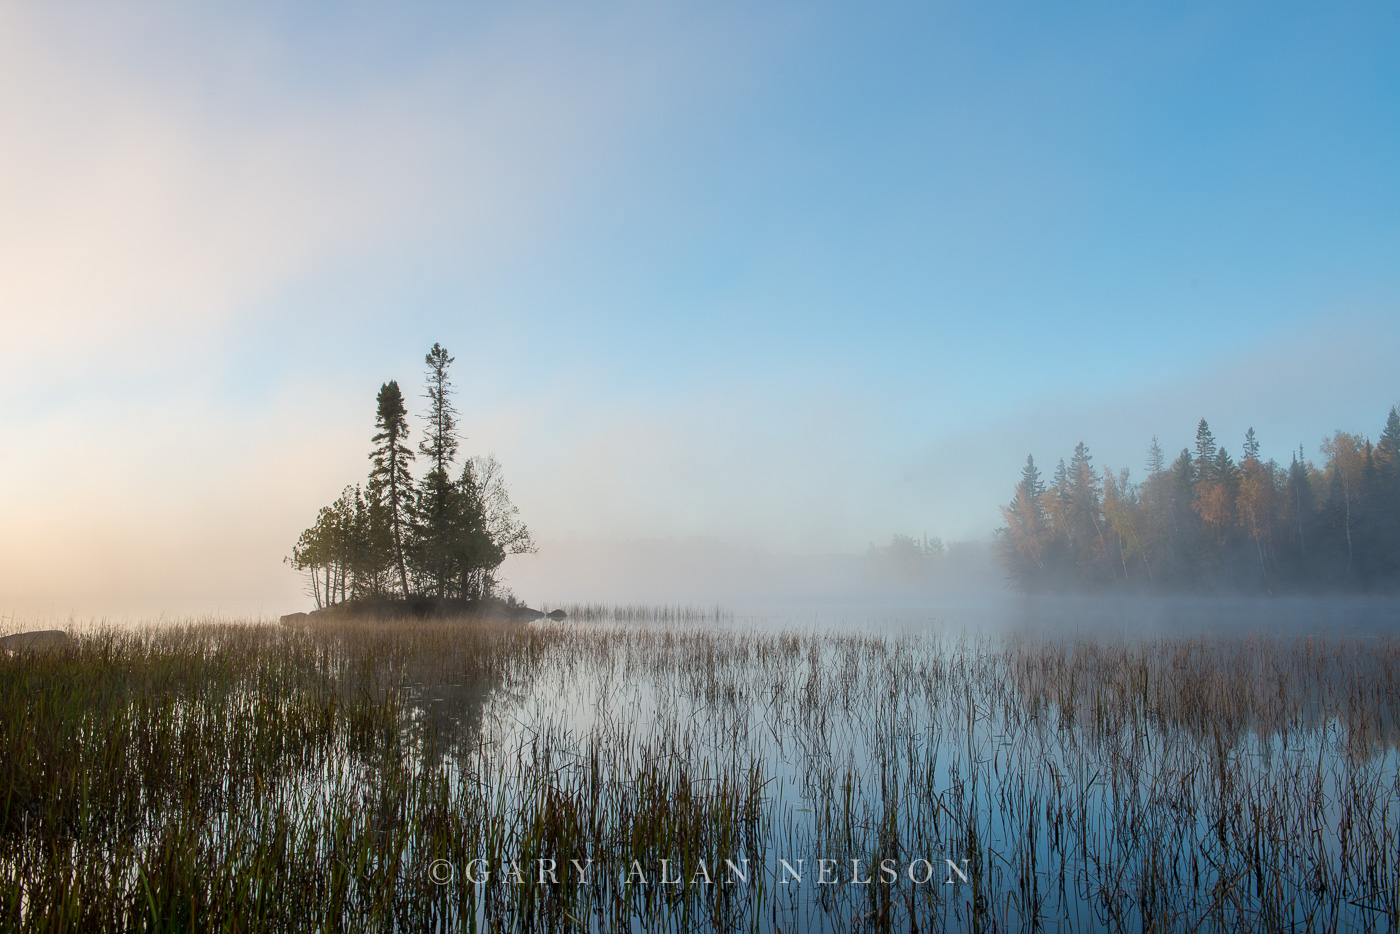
[1344,487,1353,580]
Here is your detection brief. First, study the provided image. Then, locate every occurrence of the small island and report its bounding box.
[285,343,542,620]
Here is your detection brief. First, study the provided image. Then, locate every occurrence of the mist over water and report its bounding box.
[590,595,1400,641]
[500,536,1399,640]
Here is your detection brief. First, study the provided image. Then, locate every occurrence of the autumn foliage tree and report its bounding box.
[997,407,1400,593]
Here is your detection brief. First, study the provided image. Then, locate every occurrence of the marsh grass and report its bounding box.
[548,604,733,624]
[2,615,1397,931]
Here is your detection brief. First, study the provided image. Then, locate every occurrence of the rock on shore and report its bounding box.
[0,630,71,652]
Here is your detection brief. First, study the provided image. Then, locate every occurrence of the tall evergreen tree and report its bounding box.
[995,409,1400,594]
[370,380,414,596]
[1285,448,1314,561]
[420,343,459,475]
[1194,419,1218,483]
[1243,427,1260,462]
[998,455,1049,590]
[1192,420,1235,548]
[415,344,463,597]
[1165,449,1199,583]
[1044,458,1072,566]
[1146,436,1165,476]
[1198,444,1239,541]
[1376,406,1400,481]
[1066,442,1106,584]
[1138,442,1176,583]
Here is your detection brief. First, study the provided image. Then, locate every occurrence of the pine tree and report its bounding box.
[370,380,415,596]
[1067,442,1105,584]
[415,344,463,597]
[1019,454,1046,500]
[1243,427,1260,462]
[1167,449,1200,585]
[1046,458,1071,556]
[998,455,1049,591]
[1377,406,1400,481]
[1146,436,1165,475]
[1285,448,1315,566]
[419,343,459,475]
[1194,419,1218,484]
[1193,420,1235,549]
[1138,441,1176,585]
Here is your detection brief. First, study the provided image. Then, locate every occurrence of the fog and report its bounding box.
[498,538,1400,639]
[2,3,1397,624]
[6,522,1396,640]
[501,536,993,606]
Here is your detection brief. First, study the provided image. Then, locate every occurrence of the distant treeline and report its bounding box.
[288,344,534,609]
[997,407,1400,594]
[865,535,993,587]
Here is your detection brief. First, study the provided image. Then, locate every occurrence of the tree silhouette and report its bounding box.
[415,344,463,597]
[290,345,535,608]
[370,380,414,596]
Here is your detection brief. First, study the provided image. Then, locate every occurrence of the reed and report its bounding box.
[2,615,1396,931]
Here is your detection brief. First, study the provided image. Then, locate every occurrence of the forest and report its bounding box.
[288,344,534,609]
[998,407,1400,593]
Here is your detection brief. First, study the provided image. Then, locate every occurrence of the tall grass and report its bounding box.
[546,603,734,624]
[2,615,1397,931]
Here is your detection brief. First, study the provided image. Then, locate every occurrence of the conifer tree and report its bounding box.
[1286,448,1314,562]
[1066,442,1105,582]
[1243,427,1260,462]
[420,343,459,475]
[1377,406,1400,480]
[1166,449,1199,583]
[1192,420,1234,548]
[1146,436,1165,476]
[370,380,414,596]
[995,410,1399,594]
[1194,419,1218,484]
[998,455,1049,590]
[415,344,463,597]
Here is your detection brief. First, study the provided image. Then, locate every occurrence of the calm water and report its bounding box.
[403,603,1400,932]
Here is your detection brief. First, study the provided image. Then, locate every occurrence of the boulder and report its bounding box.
[547,609,567,621]
[0,630,71,653]
[279,612,311,626]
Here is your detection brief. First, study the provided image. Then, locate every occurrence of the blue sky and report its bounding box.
[1,2,1397,614]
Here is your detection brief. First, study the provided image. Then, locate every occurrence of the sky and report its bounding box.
[1,1,1397,618]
